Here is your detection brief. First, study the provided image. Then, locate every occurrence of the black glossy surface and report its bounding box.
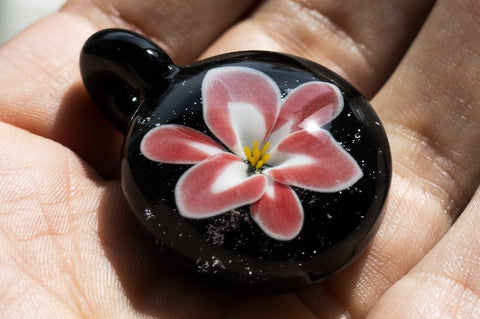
[81,29,391,294]
[80,29,174,132]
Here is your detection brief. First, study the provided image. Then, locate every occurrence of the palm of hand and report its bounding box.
[0,0,479,318]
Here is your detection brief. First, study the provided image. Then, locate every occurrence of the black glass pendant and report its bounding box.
[80,28,391,294]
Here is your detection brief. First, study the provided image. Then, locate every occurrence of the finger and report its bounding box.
[299,0,480,317]
[64,0,258,65]
[0,0,257,176]
[367,187,480,318]
[202,0,435,98]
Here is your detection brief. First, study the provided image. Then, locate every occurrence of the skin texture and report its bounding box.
[0,0,479,317]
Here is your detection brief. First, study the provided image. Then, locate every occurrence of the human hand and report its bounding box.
[0,0,479,317]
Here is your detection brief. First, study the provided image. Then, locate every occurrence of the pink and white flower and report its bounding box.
[140,66,363,241]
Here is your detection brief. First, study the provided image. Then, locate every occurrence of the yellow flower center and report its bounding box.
[243,140,271,170]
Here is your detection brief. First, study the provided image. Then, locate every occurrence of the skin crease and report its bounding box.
[0,0,479,318]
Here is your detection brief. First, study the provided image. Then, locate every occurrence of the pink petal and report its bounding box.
[141,125,225,164]
[251,182,303,241]
[202,66,281,157]
[269,82,343,145]
[175,153,268,218]
[265,129,363,192]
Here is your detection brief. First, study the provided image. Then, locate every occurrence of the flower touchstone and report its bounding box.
[81,29,391,293]
[140,66,363,241]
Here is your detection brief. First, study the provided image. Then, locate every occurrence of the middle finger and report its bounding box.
[202,0,435,98]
